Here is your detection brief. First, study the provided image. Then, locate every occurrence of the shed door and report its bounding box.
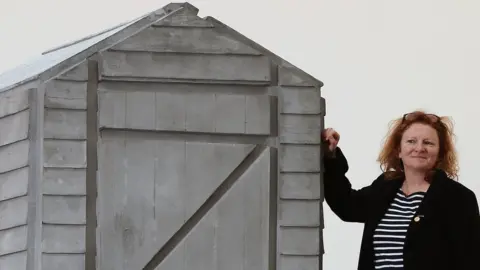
[97,130,275,270]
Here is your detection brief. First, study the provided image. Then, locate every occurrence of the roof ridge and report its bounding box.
[41,21,132,55]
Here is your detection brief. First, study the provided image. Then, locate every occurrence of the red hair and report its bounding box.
[377,111,459,180]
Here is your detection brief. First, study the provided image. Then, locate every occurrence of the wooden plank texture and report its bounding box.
[0,167,29,201]
[43,168,86,195]
[279,227,319,255]
[280,173,321,200]
[0,196,28,230]
[44,109,86,139]
[100,51,271,83]
[279,114,321,144]
[156,148,271,270]
[279,87,321,114]
[45,80,87,110]
[0,110,29,147]
[279,200,320,227]
[280,145,320,172]
[42,225,85,253]
[0,225,27,255]
[0,251,27,270]
[98,89,126,129]
[43,196,86,224]
[0,140,29,174]
[0,88,29,118]
[43,140,86,168]
[280,256,319,270]
[99,89,271,135]
[97,132,126,270]
[42,254,85,270]
[111,27,260,55]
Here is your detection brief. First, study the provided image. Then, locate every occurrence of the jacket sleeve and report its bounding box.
[323,147,381,223]
[448,189,480,269]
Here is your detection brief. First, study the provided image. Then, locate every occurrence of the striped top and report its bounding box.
[373,189,426,269]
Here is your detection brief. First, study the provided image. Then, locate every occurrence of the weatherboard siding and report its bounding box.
[0,86,32,270]
[277,80,324,269]
[42,78,87,270]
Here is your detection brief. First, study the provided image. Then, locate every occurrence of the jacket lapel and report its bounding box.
[404,169,447,248]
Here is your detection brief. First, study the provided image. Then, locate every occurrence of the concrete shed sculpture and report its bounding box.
[0,2,326,270]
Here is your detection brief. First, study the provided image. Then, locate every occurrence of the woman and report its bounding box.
[322,111,480,270]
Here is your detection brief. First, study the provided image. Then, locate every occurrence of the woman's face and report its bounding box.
[398,123,440,172]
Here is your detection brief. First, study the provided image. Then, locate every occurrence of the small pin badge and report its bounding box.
[413,215,424,222]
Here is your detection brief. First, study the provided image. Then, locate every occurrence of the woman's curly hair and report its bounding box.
[377,110,459,180]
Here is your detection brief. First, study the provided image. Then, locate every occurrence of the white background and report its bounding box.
[1,1,479,269]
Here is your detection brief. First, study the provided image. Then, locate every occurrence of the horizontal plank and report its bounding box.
[153,13,214,27]
[98,81,268,95]
[0,225,27,256]
[280,255,319,270]
[0,167,28,201]
[43,196,86,224]
[43,254,85,270]
[278,87,322,114]
[43,168,86,195]
[279,66,316,87]
[44,140,86,168]
[0,196,28,230]
[44,109,86,139]
[99,90,272,135]
[42,225,85,253]
[45,80,87,110]
[280,173,321,200]
[0,88,29,119]
[279,200,320,227]
[56,61,88,81]
[279,227,319,255]
[280,145,321,172]
[0,110,29,147]
[100,51,271,83]
[111,27,260,55]
[279,114,321,144]
[0,140,29,174]
[0,251,26,270]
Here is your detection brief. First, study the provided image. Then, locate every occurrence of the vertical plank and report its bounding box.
[155,92,186,131]
[125,91,156,130]
[185,93,215,132]
[245,95,270,134]
[184,210,216,270]
[123,135,156,270]
[26,85,43,270]
[185,142,215,218]
[215,165,244,270]
[214,94,246,134]
[97,133,126,270]
[154,140,186,245]
[98,90,126,129]
[244,149,271,270]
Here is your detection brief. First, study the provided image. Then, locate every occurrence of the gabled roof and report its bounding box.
[0,2,322,93]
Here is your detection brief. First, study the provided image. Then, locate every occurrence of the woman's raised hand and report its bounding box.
[321,128,340,153]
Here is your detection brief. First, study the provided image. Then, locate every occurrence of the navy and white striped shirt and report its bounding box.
[373,189,426,269]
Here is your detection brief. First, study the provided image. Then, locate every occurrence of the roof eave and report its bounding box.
[205,16,324,88]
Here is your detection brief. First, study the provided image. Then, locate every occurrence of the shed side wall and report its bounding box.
[42,67,88,270]
[0,86,31,270]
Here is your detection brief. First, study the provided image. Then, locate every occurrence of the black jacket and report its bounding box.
[323,148,480,270]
